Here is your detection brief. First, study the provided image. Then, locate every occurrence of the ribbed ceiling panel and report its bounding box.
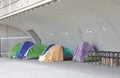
[1,0,120,52]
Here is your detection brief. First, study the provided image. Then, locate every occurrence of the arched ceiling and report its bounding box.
[0,0,120,52]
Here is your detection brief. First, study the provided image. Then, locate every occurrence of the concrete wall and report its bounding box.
[0,24,32,56]
[0,0,120,52]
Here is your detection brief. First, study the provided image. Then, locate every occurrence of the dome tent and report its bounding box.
[15,42,25,58]
[73,42,95,62]
[39,44,63,62]
[8,43,21,58]
[41,44,55,55]
[62,46,73,61]
[17,41,34,59]
[25,44,46,59]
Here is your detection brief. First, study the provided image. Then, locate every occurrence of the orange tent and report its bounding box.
[39,44,63,62]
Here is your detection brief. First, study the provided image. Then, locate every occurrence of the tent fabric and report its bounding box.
[62,46,73,61]
[8,43,21,58]
[15,42,25,58]
[18,41,34,59]
[41,44,55,55]
[25,44,46,59]
[39,44,63,62]
[73,42,95,62]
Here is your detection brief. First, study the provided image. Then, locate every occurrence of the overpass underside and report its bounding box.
[0,0,120,78]
[0,0,120,54]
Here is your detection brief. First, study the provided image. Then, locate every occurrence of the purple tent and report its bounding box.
[18,41,34,59]
[73,42,94,62]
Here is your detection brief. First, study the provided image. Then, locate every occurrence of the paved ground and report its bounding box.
[0,57,120,78]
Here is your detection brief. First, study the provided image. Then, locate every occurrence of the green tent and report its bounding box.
[25,44,46,59]
[62,46,73,60]
[8,43,21,58]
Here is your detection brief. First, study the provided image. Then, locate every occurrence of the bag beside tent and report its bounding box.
[18,41,34,59]
[8,43,21,58]
[73,42,95,62]
[25,44,46,59]
[39,44,63,62]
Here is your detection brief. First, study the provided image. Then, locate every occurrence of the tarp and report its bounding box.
[62,46,73,61]
[25,44,46,59]
[18,41,34,59]
[39,44,63,62]
[8,43,21,58]
[73,42,95,62]
[41,44,55,55]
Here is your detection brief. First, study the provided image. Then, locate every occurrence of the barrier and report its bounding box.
[88,51,120,67]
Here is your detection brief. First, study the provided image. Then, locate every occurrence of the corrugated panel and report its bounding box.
[1,0,120,52]
[27,29,41,44]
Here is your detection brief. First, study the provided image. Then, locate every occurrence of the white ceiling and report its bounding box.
[0,0,120,52]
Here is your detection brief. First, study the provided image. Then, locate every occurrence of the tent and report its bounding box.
[62,46,73,61]
[73,42,95,62]
[15,42,25,58]
[25,44,46,59]
[41,44,55,55]
[8,43,21,58]
[39,44,63,62]
[18,41,34,59]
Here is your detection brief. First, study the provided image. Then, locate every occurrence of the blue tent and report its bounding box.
[18,41,34,59]
[15,42,24,58]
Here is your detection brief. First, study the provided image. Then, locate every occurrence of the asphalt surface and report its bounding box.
[0,57,120,78]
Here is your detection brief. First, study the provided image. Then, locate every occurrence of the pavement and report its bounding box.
[0,57,120,78]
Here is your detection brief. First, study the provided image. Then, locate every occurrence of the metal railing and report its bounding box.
[88,51,120,67]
